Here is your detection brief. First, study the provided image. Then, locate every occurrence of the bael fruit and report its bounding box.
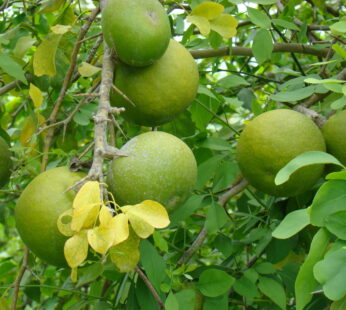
[322,110,346,166]
[101,0,171,67]
[237,109,326,197]
[107,131,197,212]
[15,167,85,266]
[110,39,199,127]
[0,136,12,188]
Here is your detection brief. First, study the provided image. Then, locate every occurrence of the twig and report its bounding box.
[177,178,249,265]
[135,266,164,309]
[190,43,330,59]
[11,247,29,310]
[41,6,101,172]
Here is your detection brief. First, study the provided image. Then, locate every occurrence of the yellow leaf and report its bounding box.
[29,83,43,108]
[0,296,10,310]
[57,209,74,237]
[109,228,140,273]
[99,205,113,226]
[33,34,61,77]
[20,113,45,147]
[71,181,101,232]
[110,213,129,245]
[51,24,71,35]
[124,212,154,239]
[64,231,88,268]
[210,14,238,39]
[87,226,115,254]
[78,62,102,77]
[186,15,211,36]
[191,1,224,20]
[122,200,170,229]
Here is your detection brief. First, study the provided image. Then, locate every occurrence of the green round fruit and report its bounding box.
[110,39,199,127]
[15,167,85,266]
[101,0,171,66]
[236,109,326,197]
[0,136,12,188]
[322,110,346,166]
[107,131,197,212]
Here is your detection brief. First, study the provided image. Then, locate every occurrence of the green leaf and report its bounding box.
[0,52,27,84]
[77,262,104,287]
[165,292,179,310]
[258,276,286,310]
[33,34,61,77]
[255,262,276,274]
[205,202,228,234]
[275,151,343,186]
[295,228,330,310]
[13,36,36,58]
[39,0,65,13]
[78,62,101,77]
[313,247,346,300]
[310,180,346,226]
[270,85,316,102]
[175,288,198,310]
[331,96,346,110]
[331,295,346,310]
[332,44,346,59]
[233,275,260,300]
[140,240,166,291]
[325,211,346,240]
[304,78,345,84]
[272,209,310,239]
[326,169,346,180]
[330,21,346,33]
[203,293,228,310]
[218,74,250,88]
[252,29,273,64]
[198,269,235,297]
[250,0,278,3]
[272,19,300,31]
[247,7,271,29]
[200,137,231,151]
[153,230,168,253]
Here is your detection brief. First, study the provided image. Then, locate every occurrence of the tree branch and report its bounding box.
[41,6,101,172]
[11,247,29,310]
[190,43,329,59]
[177,178,248,265]
[135,266,164,309]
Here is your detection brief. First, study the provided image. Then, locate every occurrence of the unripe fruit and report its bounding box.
[107,131,197,212]
[15,167,85,266]
[322,110,346,166]
[236,109,326,197]
[0,136,12,188]
[101,0,171,66]
[110,39,199,127]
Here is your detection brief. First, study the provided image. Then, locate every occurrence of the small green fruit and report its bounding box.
[237,109,326,197]
[0,136,12,188]
[107,131,197,212]
[322,110,346,166]
[101,0,171,66]
[15,167,85,266]
[110,39,199,127]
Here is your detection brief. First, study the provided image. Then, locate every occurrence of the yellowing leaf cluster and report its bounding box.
[57,181,170,281]
[186,1,238,39]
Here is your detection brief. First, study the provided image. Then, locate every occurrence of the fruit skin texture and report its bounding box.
[110,39,199,127]
[322,110,346,166]
[0,137,12,188]
[236,109,326,197]
[15,167,85,266]
[107,131,197,212]
[101,0,171,67]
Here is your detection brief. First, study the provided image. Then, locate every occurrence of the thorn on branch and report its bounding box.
[112,84,136,107]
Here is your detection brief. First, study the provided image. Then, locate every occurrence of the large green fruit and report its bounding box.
[107,131,197,212]
[237,109,326,197]
[110,39,199,127]
[322,110,346,166]
[0,136,12,188]
[15,167,85,266]
[101,0,171,66]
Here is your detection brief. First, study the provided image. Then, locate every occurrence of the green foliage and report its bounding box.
[0,0,345,309]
